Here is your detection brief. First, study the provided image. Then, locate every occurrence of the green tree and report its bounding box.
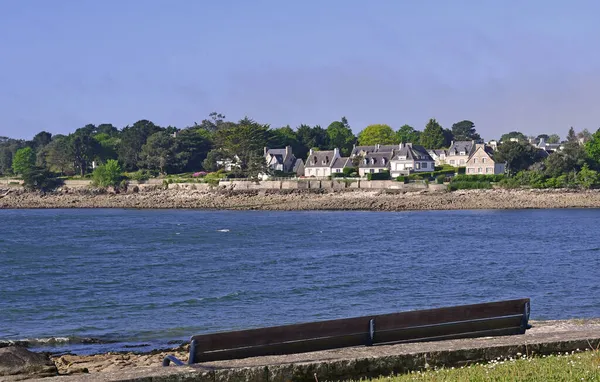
[202,149,227,172]
[420,119,445,149]
[69,128,100,176]
[494,141,541,175]
[31,131,52,150]
[21,167,63,193]
[296,124,329,156]
[357,124,397,145]
[500,131,527,143]
[536,134,550,142]
[12,147,36,175]
[547,134,561,144]
[544,141,587,177]
[576,164,599,189]
[118,120,162,171]
[270,125,304,158]
[326,118,356,156]
[450,120,480,141]
[92,159,123,188]
[578,129,592,144]
[0,139,25,175]
[442,128,454,147]
[213,117,270,173]
[585,128,600,164]
[395,125,421,144]
[566,127,577,143]
[44,136,74,175]
[138,131,185,174]
[177,128,213,172]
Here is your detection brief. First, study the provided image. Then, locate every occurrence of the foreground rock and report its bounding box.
[3,187,600,211]
[0,347,57,380]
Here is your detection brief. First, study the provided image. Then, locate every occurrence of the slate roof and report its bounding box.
[293,159,304,172]
[351,145,378,156]
[395,145,434,161]
[376,145,398,153]
[306,150,335,167]
[447,141,475,156]
[360,152,394,168]
[266,148,287,156]
[467,144,497,161]
[331,157,353,169]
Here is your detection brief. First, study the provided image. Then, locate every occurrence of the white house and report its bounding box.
[446,141,476,167]
[304,148,341,177]
[358,152,393,177]
[264,146,298,173]
[390,143,435,177]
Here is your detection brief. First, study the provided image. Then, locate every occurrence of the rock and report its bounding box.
[0,346,58,378]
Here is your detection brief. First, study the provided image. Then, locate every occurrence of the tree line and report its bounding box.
[0,113,591,182]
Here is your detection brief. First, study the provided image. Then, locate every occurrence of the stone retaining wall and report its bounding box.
[218,180,442,191]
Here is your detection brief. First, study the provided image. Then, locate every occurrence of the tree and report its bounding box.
[566,127,578,143]
[536,134,550,142]
[138,131,185,174]
[12,147,36,175]
[544,141,587,177]
[500,131,527,143]
[177,128,213,172]
[118,120,162,171]
[69,128,100,176]
[21,167,63,193]
[202,149,226,172]
[547,134,561,144]
[420,119,445,149]
[0,139,25,175]
[213,117,270,173]
[92,159,123,188]
[585,128,600,164]
[450,120,480,141]
[44,136,74,175]
[578,129,592,144]
[442,128,454,147]
[494,141,541,175]
[31,131,52,150]
[576,164,599,189]
[326,118,356,156]
[296,124,329,157]
[270,125,304,158]
[357,124,396,146]
[395,125,421,144]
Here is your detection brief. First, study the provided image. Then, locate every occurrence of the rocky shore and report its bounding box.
[2,187,600,211]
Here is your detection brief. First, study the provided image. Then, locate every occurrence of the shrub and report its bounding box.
[342,167,357,177]
[192,171,208,178]
[436,174,446,184]
[396,176,408,183]
[12,147,36,176]
[92,160,123,188]
[366,170,390,180]
[127,170,153,181]
[457,167,466,174]
[22,167,63,193]
[331,172,346,178]
[452,174,505,182]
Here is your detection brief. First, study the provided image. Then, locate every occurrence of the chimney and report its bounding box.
[309,148,314,156]
[285,145,291,157]
[450,140,454,147]
[264,147,268,156]
[333,148,339,157]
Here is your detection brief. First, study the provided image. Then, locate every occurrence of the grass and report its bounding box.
[364,349,600,382]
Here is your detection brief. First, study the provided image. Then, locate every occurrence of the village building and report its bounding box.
[465,144,506,175]
[390,143,435,177]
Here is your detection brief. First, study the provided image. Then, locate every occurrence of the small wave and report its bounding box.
[217,229,230,232]
[0,336,110,349]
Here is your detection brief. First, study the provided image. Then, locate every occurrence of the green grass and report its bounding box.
[364,350,600,382]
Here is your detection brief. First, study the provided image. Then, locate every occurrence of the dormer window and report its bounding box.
[382,158,387,165]
[460,151,466,155]
[312,156,317,164]
[363,158,368,165]
[371,158,376,165]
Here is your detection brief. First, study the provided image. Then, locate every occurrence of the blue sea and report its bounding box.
[1,208,599,354]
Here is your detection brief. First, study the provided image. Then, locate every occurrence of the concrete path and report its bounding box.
[25,319,600,382]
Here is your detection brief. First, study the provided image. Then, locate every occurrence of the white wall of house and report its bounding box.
[358,167,388,177]
[305,167,332,177]
[390,160,434,177]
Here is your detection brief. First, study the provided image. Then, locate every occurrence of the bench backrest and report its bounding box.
[189,298,530,363]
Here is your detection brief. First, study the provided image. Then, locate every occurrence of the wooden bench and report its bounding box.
[163,298,530,366]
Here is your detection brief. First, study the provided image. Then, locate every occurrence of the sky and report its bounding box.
[1,0,600,141]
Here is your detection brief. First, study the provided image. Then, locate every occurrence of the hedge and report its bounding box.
[367,170,391,180]
[396,176,408,183]
[452,174,505,182]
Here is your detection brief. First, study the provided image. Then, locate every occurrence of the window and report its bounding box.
[478,167,482,173]
[379,169,384,173]
[482,157,486,163]
[363,158,367,165]
[486,167,492,174]
[450,160,455,165]
[460,151,466,155]
[473,158,477,164]
[416,162,421,169]
[460,159,465,165]
[422,162,428,168]
[370,169,375,173]
[468,168,475,174]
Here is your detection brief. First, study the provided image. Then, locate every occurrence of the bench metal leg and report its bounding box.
[520,301,531,333]
[163,339,198,366]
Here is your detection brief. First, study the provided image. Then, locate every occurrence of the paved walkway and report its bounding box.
[28,319,600,382]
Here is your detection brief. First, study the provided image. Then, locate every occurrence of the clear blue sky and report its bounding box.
[2,0,600,141]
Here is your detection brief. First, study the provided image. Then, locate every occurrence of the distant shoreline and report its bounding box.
[2,187,600,211]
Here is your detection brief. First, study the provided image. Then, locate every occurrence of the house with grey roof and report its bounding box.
[304,148,341,178]
[390,143,435,177]
[358,151,393,177]
[465,144,506,175]
[427,149,448,166]
[331,157,354,175]
[446,140,476,167]
[264,146,298,173]
[350,143,397,157]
